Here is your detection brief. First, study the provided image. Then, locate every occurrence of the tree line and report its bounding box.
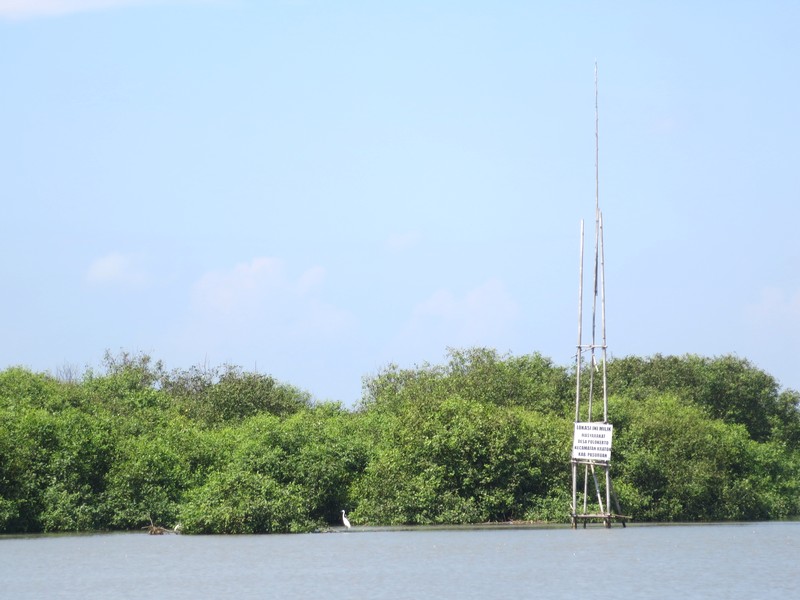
[1,348,798,534]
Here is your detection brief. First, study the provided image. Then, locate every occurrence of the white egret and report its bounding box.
[341,510,351,529]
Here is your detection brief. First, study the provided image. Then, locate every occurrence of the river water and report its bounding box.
[1,522,798,599]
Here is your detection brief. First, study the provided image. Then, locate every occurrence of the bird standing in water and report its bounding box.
[341,510,351,529]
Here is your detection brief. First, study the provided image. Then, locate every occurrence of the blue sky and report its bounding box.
[2,1,799,402]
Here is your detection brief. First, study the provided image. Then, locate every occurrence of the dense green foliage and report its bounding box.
[1,348,798,534]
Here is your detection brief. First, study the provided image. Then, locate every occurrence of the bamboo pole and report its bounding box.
[582,463,589,514]
[575,220,584,423]
[571,461,578,528]
[588,64,600,424]
[590,464,605,515]
[574,220,584,523]
[599,211,608,423]
[595,62,599,220]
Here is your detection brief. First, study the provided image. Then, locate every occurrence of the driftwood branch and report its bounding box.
[143,516,180,535]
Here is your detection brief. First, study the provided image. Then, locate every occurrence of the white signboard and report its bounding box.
[572,422,614,462]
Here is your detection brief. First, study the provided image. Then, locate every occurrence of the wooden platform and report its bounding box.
[571,513,630,528]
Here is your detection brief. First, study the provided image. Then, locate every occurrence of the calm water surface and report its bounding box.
[1,522,798,599]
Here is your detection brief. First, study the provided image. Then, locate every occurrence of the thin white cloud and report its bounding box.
[193,257,284,315]
[0,0,220,20]
[397,277,520,352]
[188,256,353,339]
[86,252,149,288]
[385,231,422,253]
[155,257,358,400]
[297,265,326,295]
[746,286,800,326]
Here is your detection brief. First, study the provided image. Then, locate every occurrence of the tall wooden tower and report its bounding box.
[570,65,628,528]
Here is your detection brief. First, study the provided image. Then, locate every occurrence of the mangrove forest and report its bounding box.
[1,348,799,534]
